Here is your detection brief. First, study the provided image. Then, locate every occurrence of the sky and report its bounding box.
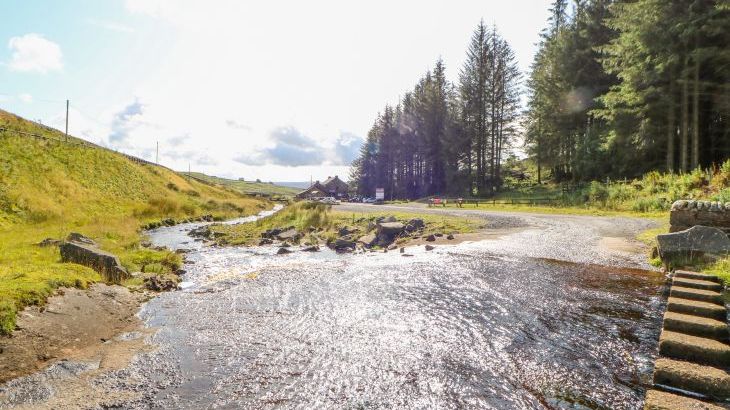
[0,0,552,182]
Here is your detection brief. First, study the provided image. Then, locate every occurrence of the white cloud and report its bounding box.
[7,33,63,73]
[87,18,135,34]
[18,93,32,103]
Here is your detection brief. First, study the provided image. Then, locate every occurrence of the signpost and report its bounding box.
[375,188,384,201]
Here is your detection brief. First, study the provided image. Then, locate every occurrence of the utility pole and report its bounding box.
[188,163,191,181]
[156,141,159,164]
[65,99,69,142]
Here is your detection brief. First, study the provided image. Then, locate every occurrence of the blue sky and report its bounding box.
[1,0,552,181]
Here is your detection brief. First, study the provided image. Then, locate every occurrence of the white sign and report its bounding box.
[375,188,385,200]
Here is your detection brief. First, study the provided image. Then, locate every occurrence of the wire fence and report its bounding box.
[0,121,171,170]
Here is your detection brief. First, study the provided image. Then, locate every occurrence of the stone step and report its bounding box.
[673,277,725,292]
[667,297,728,322]
[653,358,730,401]
[675,270,723,284]
[659,330,730,366]
[663,311,729,341]
[670,286,725,306]
[644,389,727,410]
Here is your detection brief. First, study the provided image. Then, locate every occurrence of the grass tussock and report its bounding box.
[211,202,333,245]
[0,109,269,334]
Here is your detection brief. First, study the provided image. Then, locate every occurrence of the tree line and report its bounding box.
[526,0,729,183]
[351,1,730,199]
[350,22,520,199]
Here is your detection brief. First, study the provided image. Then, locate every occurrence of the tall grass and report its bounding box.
[496,160,730,213]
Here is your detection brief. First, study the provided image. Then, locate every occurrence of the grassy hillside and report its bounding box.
[0,109,269,334]
[185,172,301,197]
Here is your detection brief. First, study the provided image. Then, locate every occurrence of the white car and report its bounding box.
[320,197,340,205]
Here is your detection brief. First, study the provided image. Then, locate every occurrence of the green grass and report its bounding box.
[418,161,729,216]
[703,259,730,286]
[185,172,301,197]
[391,201,668,219]
[210,201,332,245]
[0,109,269,334]
[209,201,482,246]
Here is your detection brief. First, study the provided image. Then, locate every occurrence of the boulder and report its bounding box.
[276,247,293,255]
[60,242,129,283]
[332,238,356,250]
[425,244,435,251]
[357,234,377,247]
[338,227,356,237]
[276,228,300,242]
[446,234,455,240]
[434,233,443,237]
[387,244,398,251]
[38,238,61,247]
[189,226,212,238]
[375,222,405,247]
[377,222,404,236]
[657,225,730,262]
[143,274,180,291]
[407,218,425,229]
[404,218,424,233]
[66,232,96,246]
[258,238,273,246]
[301,245,320,252]
[425,234,436,242]
[261,228,282,239]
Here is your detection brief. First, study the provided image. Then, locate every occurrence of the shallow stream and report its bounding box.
[130,210,665,409]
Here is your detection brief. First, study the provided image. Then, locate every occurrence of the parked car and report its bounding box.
[320,197,340,205]
[362,197,376,203]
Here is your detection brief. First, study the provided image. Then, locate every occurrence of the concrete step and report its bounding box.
[671,286,725,306]
[675,270,723,284]
[673,277,725,292]
[644,389,727,410]
[663,311,729,341]
[667,297,728,322]
[653,358,730,401]
[660,330,730,366]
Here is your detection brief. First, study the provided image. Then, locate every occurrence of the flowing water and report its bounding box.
[1,207,665,409]
[122,209,665,409]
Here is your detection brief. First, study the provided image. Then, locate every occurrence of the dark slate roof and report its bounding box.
[296,181,328,198]
[322,175,349,192]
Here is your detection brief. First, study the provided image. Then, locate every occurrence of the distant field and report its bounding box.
[184,172,302,196]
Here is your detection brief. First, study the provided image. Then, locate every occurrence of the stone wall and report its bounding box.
[59,242,130,284]
[669,200,730,233]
